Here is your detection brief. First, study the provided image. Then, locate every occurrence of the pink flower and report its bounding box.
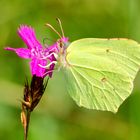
[5,25,68,78]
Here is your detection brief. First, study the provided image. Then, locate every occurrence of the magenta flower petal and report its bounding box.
[5,47,31,59]
[5,25,69,78]
[30,58,47,77]
[46,54,56,77]
[47,63,55,77]
[6,25,47,77]
[18,25,42,50]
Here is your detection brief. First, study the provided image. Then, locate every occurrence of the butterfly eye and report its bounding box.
[59,41,64,48]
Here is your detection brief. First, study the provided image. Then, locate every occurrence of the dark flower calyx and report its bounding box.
[23,75,48,111]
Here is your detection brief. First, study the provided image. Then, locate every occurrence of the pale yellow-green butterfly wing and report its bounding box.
[62,38,140,113]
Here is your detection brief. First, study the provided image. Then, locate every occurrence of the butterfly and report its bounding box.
[47,18,140,113]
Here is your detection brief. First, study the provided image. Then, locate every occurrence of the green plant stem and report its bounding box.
[24,110,31,140]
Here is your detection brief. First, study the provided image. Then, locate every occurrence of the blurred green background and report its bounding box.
[1,0,140,139]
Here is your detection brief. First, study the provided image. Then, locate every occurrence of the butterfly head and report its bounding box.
[41,18,69,75]
[45,18,69,53]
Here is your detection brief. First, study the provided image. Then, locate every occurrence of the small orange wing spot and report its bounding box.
[101,77,107,82]
[106,49,110,53]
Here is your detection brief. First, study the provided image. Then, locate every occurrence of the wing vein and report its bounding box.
[73,67,118,110]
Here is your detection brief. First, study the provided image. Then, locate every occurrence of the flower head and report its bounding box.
[5,25,68,78]
[6,24,69,140]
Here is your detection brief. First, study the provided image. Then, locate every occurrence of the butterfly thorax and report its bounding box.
[57,39,69,68]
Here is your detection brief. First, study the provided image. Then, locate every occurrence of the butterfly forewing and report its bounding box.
[63,38,140,113]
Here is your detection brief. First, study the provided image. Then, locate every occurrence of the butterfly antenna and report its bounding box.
[45,23,62,38]
[56,18,65,37]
